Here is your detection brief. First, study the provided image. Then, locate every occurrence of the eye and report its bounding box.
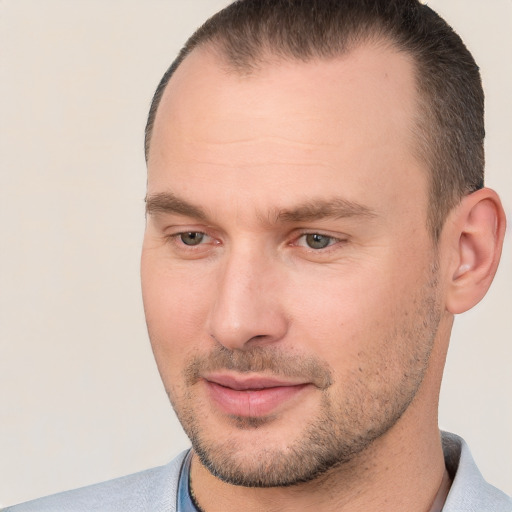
[297,233,339,250]
[179,232,206,246]
[304,234,332,249]
[165,229,219,258]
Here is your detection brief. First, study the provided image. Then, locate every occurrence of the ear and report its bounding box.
[444,188,506,314]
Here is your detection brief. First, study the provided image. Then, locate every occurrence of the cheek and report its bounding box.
[289,259,421,372]
[141,254,214,375]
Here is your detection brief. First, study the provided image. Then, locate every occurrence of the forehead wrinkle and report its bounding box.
[184,135,341,149]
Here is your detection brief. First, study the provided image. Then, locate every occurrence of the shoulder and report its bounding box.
[2,451,188,512]
[442,432,512,512]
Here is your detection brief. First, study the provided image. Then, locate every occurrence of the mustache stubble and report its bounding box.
[183,345,333,390]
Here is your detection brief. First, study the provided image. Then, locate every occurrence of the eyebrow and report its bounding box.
[145,192,376,224]
[145,192,208,221]
[274,198,377,223]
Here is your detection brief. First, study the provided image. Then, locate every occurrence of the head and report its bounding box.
[141,0,505,489]
[145,0,486,240]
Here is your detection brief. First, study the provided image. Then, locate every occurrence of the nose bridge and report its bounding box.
[207,240,287,350]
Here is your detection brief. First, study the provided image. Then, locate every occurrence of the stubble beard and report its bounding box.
[165,266,442,488]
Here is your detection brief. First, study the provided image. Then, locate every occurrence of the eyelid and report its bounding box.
[161,221,217,237]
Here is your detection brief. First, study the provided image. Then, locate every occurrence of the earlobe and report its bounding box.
[445,188,506,315]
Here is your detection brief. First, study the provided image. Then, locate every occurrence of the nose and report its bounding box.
[206,245,288,351]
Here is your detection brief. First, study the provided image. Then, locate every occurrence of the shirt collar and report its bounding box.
[177,450,200,512]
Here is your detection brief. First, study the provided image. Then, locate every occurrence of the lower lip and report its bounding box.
[206,381,309,417]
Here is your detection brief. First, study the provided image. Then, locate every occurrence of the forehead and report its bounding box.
[147,43,427,221]
[150,42,419,152]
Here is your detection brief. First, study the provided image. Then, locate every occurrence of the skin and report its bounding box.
[141,42,505,512]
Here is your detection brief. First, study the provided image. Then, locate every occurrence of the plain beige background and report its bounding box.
[0,0,510,506]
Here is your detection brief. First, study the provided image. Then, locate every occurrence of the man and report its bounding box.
[5,0,510,510]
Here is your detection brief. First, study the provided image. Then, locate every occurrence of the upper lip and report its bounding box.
[204,373,308,391]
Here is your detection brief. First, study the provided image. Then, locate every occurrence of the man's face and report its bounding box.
[142,44,444,486]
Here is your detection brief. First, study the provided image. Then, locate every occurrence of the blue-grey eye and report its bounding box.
[305,233,332,249]
[180,232,205,246]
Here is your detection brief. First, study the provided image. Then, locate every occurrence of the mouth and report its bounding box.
[203,373,311,418]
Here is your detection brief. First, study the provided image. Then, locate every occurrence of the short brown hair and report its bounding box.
[145,0,485,238]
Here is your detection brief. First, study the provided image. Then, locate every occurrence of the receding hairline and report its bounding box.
[145,36,433,211]
[145,32,420,161]
[144,0,485,243]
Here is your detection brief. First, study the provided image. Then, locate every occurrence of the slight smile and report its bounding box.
[204,374,311,418]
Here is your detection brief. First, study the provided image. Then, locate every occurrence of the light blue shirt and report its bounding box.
[177,450,199,512]
[3,433,511,511]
